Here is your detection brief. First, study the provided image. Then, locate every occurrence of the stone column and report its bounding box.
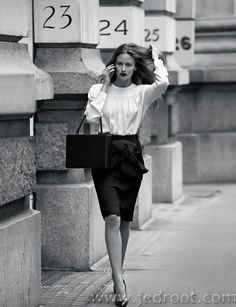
[143,0,189,203]
[177,0,236,183]
[99,0,152,229]
[19,0,34,59]
[0,0,52,306]
[99,0,144,61]
[175,0,195,67]
[34,0,107,270]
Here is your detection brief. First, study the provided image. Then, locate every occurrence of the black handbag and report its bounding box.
[66,115,112,169]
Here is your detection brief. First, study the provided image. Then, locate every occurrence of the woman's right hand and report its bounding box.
[102,64,115,85]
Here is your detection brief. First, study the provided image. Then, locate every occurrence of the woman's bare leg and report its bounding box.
[105,215,126,298]
[120,220,130,268]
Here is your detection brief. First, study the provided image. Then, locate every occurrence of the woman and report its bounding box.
[85,43,169,306]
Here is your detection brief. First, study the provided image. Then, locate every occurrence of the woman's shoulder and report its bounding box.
[89,83,103,92]
[88,83,103,96]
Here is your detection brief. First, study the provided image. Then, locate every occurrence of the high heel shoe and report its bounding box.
[115,295,129,307]
[114,280,128,307]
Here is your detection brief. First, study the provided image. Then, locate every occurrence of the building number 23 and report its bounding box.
[43,5,72,29]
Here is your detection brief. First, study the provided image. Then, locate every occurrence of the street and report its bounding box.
[88,184,236,307]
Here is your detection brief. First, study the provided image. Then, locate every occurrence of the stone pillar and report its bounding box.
[0,0,52,306]
[19,0,34,59]
[99,0,152,229]
[177,0,236,183]
[143,0,189,84]
[143,0,189,203]
[99,0,144,62]
[175,0,195,67]
[34,0,107,270]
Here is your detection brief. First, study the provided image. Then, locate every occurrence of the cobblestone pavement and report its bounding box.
[40,271,111,307]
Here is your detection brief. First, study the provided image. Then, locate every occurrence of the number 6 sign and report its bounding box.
[34,0,99,45]
[175,20,194,66]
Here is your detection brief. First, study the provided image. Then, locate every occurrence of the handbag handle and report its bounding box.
[76,115,103,134]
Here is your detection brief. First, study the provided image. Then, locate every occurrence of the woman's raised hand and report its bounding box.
[102,64,115,85]
[150,44,162,62]
[150,45,168,76]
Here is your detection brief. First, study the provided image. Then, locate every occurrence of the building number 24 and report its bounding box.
[100,20,128,36]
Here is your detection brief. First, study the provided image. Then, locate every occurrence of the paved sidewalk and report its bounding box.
[40,184,236,307]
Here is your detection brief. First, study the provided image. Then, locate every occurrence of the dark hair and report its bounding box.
[105,43,164,85]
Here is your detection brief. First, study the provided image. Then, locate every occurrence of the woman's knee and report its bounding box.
[105,214,121,229]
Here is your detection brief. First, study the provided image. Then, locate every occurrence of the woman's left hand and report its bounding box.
[150,45,161,61]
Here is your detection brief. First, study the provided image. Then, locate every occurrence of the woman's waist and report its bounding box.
[111,134,139,141]
[110,134,142,155]
[99,120,140,137]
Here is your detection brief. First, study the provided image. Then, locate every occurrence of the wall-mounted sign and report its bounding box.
[175,20,194,66]
[34,0,99,44]
[144,15,176,53]
[98,6,144,49]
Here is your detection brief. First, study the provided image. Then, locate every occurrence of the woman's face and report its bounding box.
[115,53,136,85]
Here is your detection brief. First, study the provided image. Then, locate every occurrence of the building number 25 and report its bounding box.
[145,29,160,42]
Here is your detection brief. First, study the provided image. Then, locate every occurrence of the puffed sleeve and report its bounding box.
[141,56,169,116]
[84,84,107,123]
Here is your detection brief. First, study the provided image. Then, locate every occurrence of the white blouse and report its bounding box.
[85,57,169,135]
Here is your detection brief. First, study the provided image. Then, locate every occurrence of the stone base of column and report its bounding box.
[145,141,183,203]
[0,206,41,307]
[166,54,190,85]
[178,133,236,183]
[37,181,106,270]
[131,154,152,229]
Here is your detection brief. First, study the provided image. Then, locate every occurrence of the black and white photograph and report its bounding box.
[0,0,236,306]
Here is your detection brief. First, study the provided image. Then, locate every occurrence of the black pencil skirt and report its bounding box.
[91,135,144,222]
